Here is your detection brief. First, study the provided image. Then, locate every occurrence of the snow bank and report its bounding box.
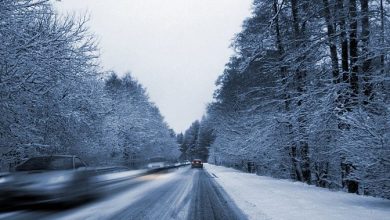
[204,164,390,220]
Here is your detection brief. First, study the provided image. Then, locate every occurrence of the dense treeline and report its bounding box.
[0,0,179,170]
[203,0,389,198]
[177,118,215,161]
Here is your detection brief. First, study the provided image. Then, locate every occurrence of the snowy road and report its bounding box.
[0,166,246,220]
[1,164,388,220]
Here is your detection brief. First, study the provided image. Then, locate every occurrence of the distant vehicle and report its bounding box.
[0,155,94,205]
[191,159,203,168]
[147,157,167,169]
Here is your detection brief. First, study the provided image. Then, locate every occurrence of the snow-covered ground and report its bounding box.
[204,164,390,220]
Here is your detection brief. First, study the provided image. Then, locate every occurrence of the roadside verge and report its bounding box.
[204,163,390,220]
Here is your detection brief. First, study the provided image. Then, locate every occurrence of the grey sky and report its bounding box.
[55,0,252,133]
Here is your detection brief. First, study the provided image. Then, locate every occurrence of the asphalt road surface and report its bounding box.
[0,166,247,220]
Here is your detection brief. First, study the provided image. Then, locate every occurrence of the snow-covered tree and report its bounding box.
[0,0,179,170]
[204,0,390,199]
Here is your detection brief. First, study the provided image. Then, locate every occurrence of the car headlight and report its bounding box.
[0,177,7,184]
[0,173,11,185]
[45,174,73,187]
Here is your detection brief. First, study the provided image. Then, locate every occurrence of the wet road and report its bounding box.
[0,166,246,220]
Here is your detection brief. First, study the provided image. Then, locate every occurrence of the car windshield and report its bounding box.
[15,156,73,171]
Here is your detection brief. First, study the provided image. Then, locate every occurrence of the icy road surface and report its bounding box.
[0,166,246,220]
[2,164,388,220]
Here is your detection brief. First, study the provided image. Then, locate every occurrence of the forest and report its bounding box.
[182,0,390,199]
[0,0,179,170]
[1,0,389,200]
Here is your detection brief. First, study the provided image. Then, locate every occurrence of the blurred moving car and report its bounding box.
[182,160,191,165]
[0,155,191,207]
[191,159,203,168]
[14,155,88,171]
[0,156,146,207]
[147,157,168,169]
[0,155,94,205]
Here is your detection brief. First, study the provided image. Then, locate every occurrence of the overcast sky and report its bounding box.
[55,0,252,133]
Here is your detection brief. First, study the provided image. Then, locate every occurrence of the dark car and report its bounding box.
[0,155,94,205]
[191,159,203,168]
[0,155,143,207]
[15,155,88,171]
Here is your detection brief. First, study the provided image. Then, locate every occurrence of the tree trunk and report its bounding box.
[323,0,340,83]
[380,0,385,75]
[290,145,303,181]
[336,0,349,80]
[334,0,352,115]
[273,0,290,111]
[349,0,359,99]
[360,0,372,105]
[290,0,311,184]
[290,0,300,42]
